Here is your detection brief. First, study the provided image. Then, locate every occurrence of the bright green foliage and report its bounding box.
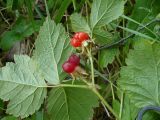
[118,39,160,108]
[0,17,41,51]
[0,55,47,118]
[47,87,99,120]
[1,116,17,120]
[127,0,160,37]
[33,17,73,84]
[99,48,119,69]
[70,13,91,33]
[90,0,125,29]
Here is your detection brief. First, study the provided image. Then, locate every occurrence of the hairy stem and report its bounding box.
[86,47,95,85]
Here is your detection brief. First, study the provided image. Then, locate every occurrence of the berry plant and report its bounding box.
[0,0,160,120]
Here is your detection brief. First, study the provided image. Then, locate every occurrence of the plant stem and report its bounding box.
[44,0,50,17]
[111,82,115,100]
[86,47,95,85]
[108,73,115,100]
[92,88,119,119]
[94,69,121,91]
[86,0,91,8]
[119,92,124,119]
[46,79,119,118]
[35,5,44,20]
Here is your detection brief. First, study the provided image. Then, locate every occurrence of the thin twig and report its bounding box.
[95,19,160,51]
[101,101,111,118]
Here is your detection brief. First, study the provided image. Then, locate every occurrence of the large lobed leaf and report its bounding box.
[33,17,73,84]
[90,0,125,29]
[118,39,160,108]
[0,17,73,118]
[47,87,99,120]
[70,13,91,33]
[0,55,47,118]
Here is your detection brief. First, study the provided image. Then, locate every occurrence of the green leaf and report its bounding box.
[1,116,17,120]
[112,99,120,116]
[121,95,138,120]
[70,13,91,33]
[33,17,73,84]
[90,0,125,29]
[0,17,42,51]
[99,48,119,68]
[127,0,160,37]
[118,39,160,108]
[93,29,113,45]
[0,55,47,118]
[47,87,99,120]
[25,111,44,120]
[121,95,160,120]
[143,112,160,120]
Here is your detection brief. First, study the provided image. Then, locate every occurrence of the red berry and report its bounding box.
[70,38,82,47]
[73,32,89,42]
[73,33,79,40]
[68,54,80,66]
[62,61,76,73]
[78,32,89,41]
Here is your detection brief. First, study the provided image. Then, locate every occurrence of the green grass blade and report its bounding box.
[54,0,72,23]
[113,24,156,41]
[121,15,158,38]
[25,0,36,31]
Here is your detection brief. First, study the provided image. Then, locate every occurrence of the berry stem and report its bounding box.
[71,73,75,84]
[86,47,95,85]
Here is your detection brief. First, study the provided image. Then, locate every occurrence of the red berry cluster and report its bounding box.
[62,54,80,73]
[62,32,89,74]
[70,32,89,47]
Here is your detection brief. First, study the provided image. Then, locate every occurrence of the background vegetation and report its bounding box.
[0,0,160,120]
